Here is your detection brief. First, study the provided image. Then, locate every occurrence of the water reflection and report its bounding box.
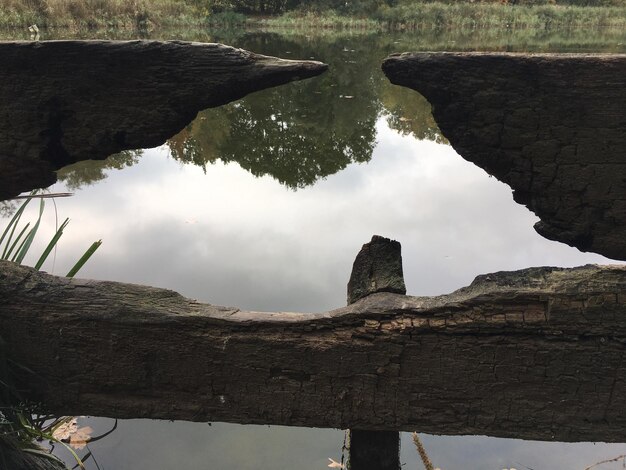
[3,28,626,470]
[2,25,625,53]
[58,33,443,191]
[58,150,143,190]
[51,418,626,469]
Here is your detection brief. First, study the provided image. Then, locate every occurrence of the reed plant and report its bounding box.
[0,193,101,276]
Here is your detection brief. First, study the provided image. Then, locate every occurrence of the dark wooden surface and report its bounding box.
[383,53,626,261]
[2,260,626,441]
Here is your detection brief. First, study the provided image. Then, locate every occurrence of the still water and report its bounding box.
[4,27,626,469]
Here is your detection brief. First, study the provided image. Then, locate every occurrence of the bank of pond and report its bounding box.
[1,0,626,31]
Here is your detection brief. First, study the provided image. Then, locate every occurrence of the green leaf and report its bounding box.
[34,218,69,270]
[13,198,45,265]
[66,240,102,278]
[0,196,32,258]
[10,227,33,263]
[3,222,30,261]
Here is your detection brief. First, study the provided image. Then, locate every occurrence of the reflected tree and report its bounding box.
[169,33,381,189]
[168,109,229,170]
[0,200,18,218]
[380,83,446,143]
[56,150,143,190]
[47,33,448,193]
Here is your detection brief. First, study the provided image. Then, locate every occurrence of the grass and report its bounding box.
[0,0,202,29]
[0,193,101,276]
[260,3,626,30]
[375,2,626,29]
[257,10,381,30]
[1,0,625,31]
[0,192,102,469]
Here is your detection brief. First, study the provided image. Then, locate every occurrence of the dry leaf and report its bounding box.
[52,418,77,441]
[69,426,93,450]
[328,457,345,469]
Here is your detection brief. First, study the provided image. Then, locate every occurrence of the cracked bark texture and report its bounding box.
[382,52,626,260]
[0,40,327,200]
[2,261,626,442]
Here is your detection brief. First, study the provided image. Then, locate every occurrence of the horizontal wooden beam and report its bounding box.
[2,260,626,442]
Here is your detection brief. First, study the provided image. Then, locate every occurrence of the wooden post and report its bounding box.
[348,430,401,470]
[347,235,404,470]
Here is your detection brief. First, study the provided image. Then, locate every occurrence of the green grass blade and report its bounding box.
[52,439,87,470]
[66,240,102,278]
[3,222,30,261]
[34,218,69,270]
[13,198,45,265]
[10,226,33,263]
[0,197,32,258]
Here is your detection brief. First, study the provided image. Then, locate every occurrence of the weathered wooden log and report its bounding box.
[382,53,626,261]
[0,40,327,200]
[2,259,626,442]
[349,430,400,470]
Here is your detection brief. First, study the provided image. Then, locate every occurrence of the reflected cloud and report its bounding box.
[9,118,612,314]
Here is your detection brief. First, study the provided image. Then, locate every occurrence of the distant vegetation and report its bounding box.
[1,0,626,29]
[0,0,198,29]
[264,4,626,30]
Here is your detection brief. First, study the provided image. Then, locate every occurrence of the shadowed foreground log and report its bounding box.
[0,442,66,470]
[382,53,626,261]
[2,260,626,442]
[0,40,327,200]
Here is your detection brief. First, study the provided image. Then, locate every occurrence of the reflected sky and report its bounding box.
[14,117,613,313]
[49,418,626,470]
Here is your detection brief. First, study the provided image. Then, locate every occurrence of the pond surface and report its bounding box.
[3,27,626,469]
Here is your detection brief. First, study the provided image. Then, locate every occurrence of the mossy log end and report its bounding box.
[383,52,626,261]
[2,260,626,442]
[0,40,327,200]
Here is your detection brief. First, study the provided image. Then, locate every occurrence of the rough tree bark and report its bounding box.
[0,40,327,200]
[382,53,626,261]
[2,259,626,442]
